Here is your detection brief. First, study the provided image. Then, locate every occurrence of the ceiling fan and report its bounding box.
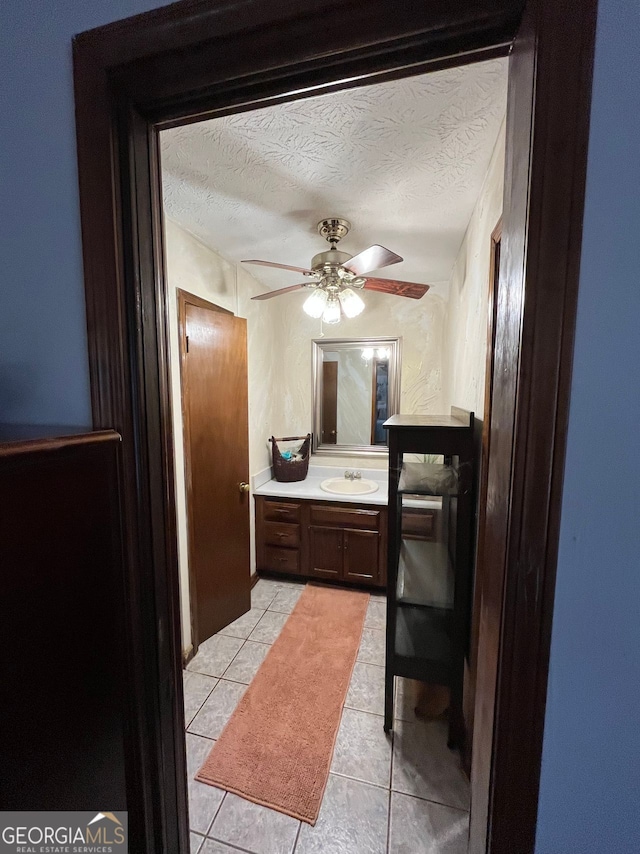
[243,218,430,324]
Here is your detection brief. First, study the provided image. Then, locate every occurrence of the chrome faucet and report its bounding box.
[344,470,362,480]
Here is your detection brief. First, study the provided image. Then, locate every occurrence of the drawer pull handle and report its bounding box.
[278,557,287,563]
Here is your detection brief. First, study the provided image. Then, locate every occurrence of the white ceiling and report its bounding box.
[160,58,507,294]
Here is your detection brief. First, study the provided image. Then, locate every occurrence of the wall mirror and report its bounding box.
[312,337,402,456]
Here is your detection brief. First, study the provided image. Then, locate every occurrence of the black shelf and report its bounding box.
[383,406,475,746]
[394,606,452,683]
[398,461,460,496]
[397,539,454,609]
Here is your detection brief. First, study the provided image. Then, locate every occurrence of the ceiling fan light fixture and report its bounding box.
[303,288,328,318]
[247,217,430,308]
[322,294,341,325]
[338,287,365,318]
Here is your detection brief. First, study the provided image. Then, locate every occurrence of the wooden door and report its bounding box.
[309,526,343,579]
[321,361,338,444]
[179,291,251,647]
[343,529,380,584]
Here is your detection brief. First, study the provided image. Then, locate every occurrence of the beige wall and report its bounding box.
[270,286,448,443]
[164,218,279,650]
[442,119,506,419]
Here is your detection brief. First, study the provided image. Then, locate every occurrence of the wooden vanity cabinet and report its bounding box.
[342,529,381,585]
[308,526,343,579]
[255,495,386,589]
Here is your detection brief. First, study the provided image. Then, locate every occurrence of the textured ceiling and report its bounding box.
[160,59,507,294]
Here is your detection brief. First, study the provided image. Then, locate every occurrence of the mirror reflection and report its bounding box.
[313,338,401,454]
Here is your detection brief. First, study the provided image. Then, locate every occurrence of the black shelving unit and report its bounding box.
[383,408,475,748]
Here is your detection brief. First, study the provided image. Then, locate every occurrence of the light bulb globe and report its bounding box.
[322,295,341,325]
[303,289,328,319]
[338,287,365,318]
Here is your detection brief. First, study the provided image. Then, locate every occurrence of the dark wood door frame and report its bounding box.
[72,1,597,852]
[463,218,502,775]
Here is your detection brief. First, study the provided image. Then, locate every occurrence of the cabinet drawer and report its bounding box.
[264,546,300,574]
[262,500,301,523]
[264,521,300,549]
[402,508,436,540]
[310,505,380,531]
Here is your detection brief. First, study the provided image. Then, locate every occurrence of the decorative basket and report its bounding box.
[270,434,311,483]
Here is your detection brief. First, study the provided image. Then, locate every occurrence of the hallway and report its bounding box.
[183,578,469,854]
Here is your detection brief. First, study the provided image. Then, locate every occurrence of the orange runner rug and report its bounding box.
[196,584,370,824]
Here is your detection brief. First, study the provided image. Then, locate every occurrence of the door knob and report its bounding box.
[239,482,250,493]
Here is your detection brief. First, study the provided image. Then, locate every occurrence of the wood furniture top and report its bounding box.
[0,425,119,458]
[383,409,471,430]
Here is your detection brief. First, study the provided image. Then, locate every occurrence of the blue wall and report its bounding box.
[0,0,174,425]
[536,1,640,851]
[2,0,639,847]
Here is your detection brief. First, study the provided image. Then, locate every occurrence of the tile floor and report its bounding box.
[183,578,470,854]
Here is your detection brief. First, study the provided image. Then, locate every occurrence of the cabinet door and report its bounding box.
[309,526,343,579]
[343,529,380,584]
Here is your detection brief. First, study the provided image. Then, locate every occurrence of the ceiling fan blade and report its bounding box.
[251,283,308,301]
[342,245,403,276]
[242,259,314,275]
[363,278,430,299]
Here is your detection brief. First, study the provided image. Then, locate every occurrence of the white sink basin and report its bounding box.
[320,477,379,496]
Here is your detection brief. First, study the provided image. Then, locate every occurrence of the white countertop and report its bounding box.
[253,465,441,509]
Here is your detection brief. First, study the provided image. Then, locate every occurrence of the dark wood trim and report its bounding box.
[121,104,189,853]
[0,429,120,458]
[463,218,502,775]
[469,2,597,851]
[72,1,596,851]
[177,289,236,655]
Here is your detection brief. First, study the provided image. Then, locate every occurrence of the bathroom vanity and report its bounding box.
[255,495,387,588]
[254,467,439,591]
[253,335,435,590]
